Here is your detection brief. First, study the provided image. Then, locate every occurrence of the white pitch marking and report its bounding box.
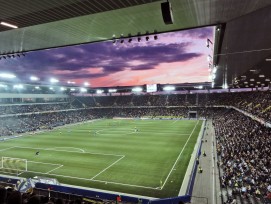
[90,155,125,180]
[46,165,64,174]
[92,179,159,190]
[13,146,124,157]
[17,169,158,190]
[28,161,62,166]
[45,147,85,153]
[0,146,16,152]
[160,121,199,189]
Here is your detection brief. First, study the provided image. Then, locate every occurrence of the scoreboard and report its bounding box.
[146,84,157,93]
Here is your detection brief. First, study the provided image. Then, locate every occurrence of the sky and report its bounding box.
[0,26,213,87]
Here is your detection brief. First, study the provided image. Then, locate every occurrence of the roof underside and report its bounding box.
[0,0,270,87]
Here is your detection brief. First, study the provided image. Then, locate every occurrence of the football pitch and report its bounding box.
[0,119,202,198]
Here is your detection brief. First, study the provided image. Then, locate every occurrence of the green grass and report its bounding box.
[0,119,202,198]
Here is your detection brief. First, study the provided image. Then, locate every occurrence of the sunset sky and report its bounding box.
[0,26,213,87]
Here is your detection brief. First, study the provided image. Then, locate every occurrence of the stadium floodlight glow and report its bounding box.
[222,84,228,89]
[108,89,117,93]
[198,85,203,89]
[13,84,23,89]
[266,58,271,61]
[212,74,216,79]
[84,82,89,86]
[30,76,39,81]
[0,73,16,79]
[80,87,87,93]
[207,55,212,62]
[163,86,175,91]
[259,75,265,78]
[49,87,54,90]
[67,81,76,84]
[96,89,104,94]
[50,78,59,83]
[60,87,66,91]
[212,67,217,74]
[265,78,270,81]
[35,86,40,89]
[0,84,7,88]
[132,87,143,92]
[70,88,76,91]
[0,21,18,29]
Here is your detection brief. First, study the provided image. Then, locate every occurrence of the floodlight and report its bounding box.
[84,82,89,86]
[13,84,23,89]
[80,87,87,92]
[96,89,104,94]
[207,55,212,62]
[163,86,175,91]
[1,21,18,29]
[70,88,76,91]
[30,76,39,81]
[35,86,40,89]
[132,87,143,92]
[212,74,216,79]
[108,89,117,93]
[0,84,8,88]
[49,87,54,90]
[50,78,59,83]
[60,87,66,91]
[198,85,203,89]
[0,73,16,79]
[67,81,76,84]
[259,75,265,78]
[223,84,228,89]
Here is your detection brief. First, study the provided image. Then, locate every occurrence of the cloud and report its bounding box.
[0,27,213,85]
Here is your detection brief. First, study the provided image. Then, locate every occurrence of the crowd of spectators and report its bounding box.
[213,109,271,200]
[0,103,73,115]
[73,90,270,122]
[201,91,271,122]
[0,110,96,136]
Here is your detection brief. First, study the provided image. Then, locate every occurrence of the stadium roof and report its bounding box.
[0,0,270,87]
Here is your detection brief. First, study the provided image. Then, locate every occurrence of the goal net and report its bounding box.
[1,157,27,172]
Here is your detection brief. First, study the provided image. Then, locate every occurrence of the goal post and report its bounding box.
[1,157,27,172]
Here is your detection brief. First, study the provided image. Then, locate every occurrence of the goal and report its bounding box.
[1,157,27,172]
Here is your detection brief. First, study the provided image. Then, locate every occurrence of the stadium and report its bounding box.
[0,1,270,204]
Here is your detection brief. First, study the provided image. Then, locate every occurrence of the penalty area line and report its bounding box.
[90,155,125,180]
[46,164,64,174]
